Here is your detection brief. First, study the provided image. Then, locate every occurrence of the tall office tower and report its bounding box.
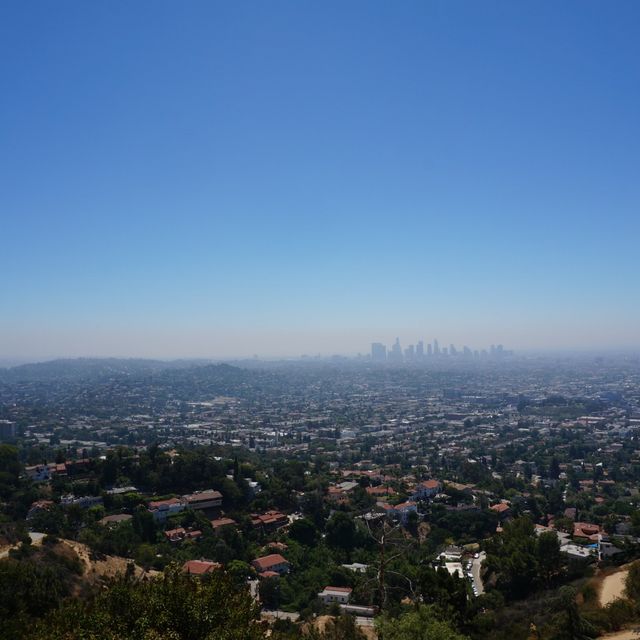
[442,347,448,356]
[449,344,457,356]
[426,343,433,357]
[416,341,424,359]
[463,345,472,358]
[389,337,403,362]
[405,344,415,361]
[371,342,387,362]
[490,344,496,357]
[433,339,440,356]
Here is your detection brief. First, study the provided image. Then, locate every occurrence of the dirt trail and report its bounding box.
[62,539,158,580]
[597,629,640,639]
[600,568,629,606]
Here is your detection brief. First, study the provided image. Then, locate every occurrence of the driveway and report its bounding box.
[471,551,486,596]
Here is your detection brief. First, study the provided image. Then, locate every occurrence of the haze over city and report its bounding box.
[2,1,639,360]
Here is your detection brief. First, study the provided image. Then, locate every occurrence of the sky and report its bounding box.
[1,1,639,360]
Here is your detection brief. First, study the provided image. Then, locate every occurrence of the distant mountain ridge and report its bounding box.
[0,357,220,382]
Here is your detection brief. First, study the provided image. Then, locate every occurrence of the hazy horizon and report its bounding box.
[2,327,640,366]
[2,2,639,360]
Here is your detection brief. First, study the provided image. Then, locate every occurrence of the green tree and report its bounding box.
[34,564,262,640]
[625,561,640,602]
[375,605,469,640]
[549,586,596,640]
[537,531,562,586]
[259,576,281,609]
[289,518,318,546]
[326,512,357,553]
[305,614,366,639]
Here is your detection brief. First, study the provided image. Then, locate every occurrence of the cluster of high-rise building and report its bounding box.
[370,339,511,363]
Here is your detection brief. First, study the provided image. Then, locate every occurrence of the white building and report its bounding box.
[318,586,352,605]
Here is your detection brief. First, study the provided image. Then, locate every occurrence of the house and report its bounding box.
[366,485,396,498]
[164,527,202,543]
[183,559,222,575]
[252,553,290,576]
[25,462,67,482]
[60,494,103,509]
[211,517,237,532]
[25,465,52,482]
[342,562,369,573]
[26,499,55,520]
[573,522,601,541]
[438,545,463,562]
[327,486,350,505]
[251,511,289,532]
[411,479,442,500]
[183,490,223,510]
[490,502,511,518]
[560,544,596,562]
[381,501,418,525]
[148,497,186,522]
[318,586,352,605]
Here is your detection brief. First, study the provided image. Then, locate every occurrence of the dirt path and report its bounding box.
[597,629,640,639]
[600,568,629,606]
[62,539,158,581]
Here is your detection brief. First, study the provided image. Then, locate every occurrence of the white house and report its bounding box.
[148,497,186,522]
[318,586,352,605]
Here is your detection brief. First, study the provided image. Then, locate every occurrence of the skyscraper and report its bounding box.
[433,339,440,356]
[389,337,403,363]
[371,342,387,362]
[416,341,424,359]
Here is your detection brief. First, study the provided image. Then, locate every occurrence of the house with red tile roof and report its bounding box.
[490,502,511,518]
[252,553,290,576]
[411,479,442,500]
[210,517,237,532]
[183,559,222,575]
[251,511,288,532]
[573,522,602,541]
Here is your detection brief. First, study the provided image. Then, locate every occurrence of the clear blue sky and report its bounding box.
[1,1,639,359]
